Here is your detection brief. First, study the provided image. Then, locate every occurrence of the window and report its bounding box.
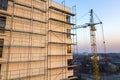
[66,16,70,23]
[67,59,74,70]
[67,44,71,53]
[0,64,1,72]
[67,29,71,38]
[0,16,6,33]
[68,59,72,65]
[0,0,8,10]
[0,39,4,58]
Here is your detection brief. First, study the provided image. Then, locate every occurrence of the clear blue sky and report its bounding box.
[52,0,120,53]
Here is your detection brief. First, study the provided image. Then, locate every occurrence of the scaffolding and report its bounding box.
[0,0,47,80]
[0,0,77,80]
[48,0,77,80]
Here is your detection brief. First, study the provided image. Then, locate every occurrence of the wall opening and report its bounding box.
[67,44,71,53]
[0,0,8,10]
[0,39,4,58]
[66,15,70,23]
[67,59,73,70]
[67,29,71,38]
[0,16,6,33]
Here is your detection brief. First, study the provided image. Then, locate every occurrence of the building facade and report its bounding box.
[0,0,77,80]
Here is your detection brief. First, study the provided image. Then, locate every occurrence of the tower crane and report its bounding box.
[74,9,102,80]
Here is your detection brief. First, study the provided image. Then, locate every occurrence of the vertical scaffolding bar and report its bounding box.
[46,0,50,80]
[48,0,51,80]
[44,0,47,78]
[61,0,65,79]
[6,0,15,79]
[72,5,78,55]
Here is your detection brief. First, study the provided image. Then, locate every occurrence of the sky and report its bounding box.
[52,0,120,53]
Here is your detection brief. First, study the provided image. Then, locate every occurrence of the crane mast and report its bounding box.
[74,9,102,80]
[89,9,100,80]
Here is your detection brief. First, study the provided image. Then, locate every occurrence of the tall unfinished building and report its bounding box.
[0,0,77,80]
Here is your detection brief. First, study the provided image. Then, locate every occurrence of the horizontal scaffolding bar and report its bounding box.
[47,54,72,56]
[49,18,75,25]
[0,59,46,64]
[48,65,77,70]
[0,28,46,36]
[49,6,75,16]
[14,1,46,13]
[48,30,76,35]
[48,42,76,45]
[3,45,45,48]
[9,74,46,80]
[48,66,67,70]
[0,11,47,24]
[14,15,47,24]
[62,76,78,80]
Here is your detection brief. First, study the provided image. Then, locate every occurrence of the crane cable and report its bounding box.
[94,12,107,80]
[77,11,89,21]
[93,12,107,54]
[101,24,107,54]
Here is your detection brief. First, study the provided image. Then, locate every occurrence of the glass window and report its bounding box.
[0,0,8,10]
[67,29,71,38]
[0,39,4,58]
[0,16,6,28]
[67,59,73,70]
[0,16,6,33]
[0,64,1,72]
[66,16,70,23]
[67,44,71,53]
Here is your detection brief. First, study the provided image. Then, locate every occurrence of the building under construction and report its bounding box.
[0,0,77,80]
